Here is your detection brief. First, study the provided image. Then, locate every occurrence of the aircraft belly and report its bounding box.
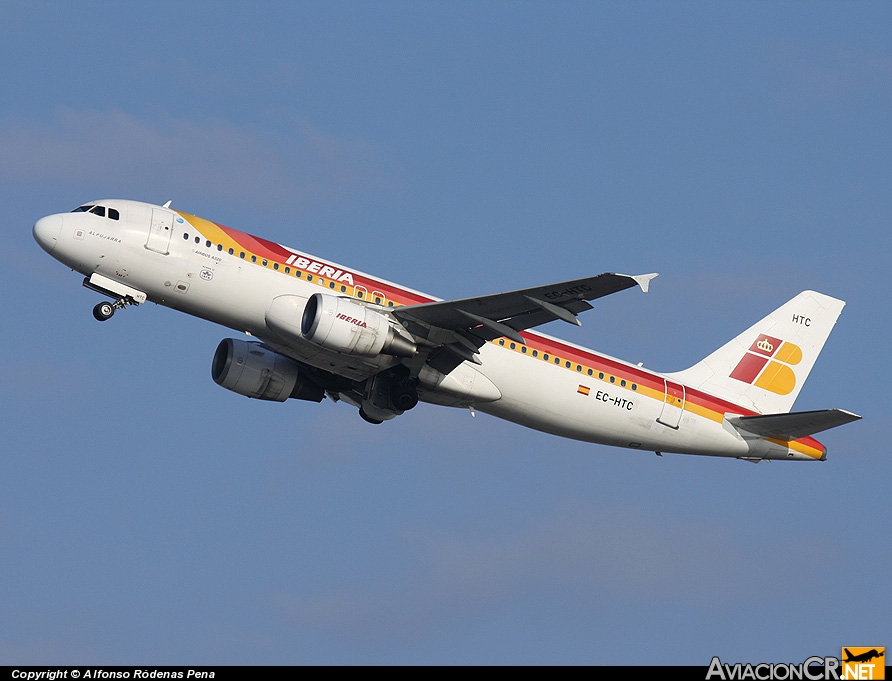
[138,242,303,334]
[475,346,647,445]
[476,345,751,457]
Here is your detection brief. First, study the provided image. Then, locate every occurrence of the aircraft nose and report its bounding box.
[33,214,63,254]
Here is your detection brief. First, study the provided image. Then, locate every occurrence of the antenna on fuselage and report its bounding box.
[163,200,172,208]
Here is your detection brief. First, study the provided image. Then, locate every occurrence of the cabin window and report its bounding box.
[183,233,189,240]
[587,369,593,376]
[532,350,538,357]
[510,343,516,350]
[609,376,615,383]
[240,252,245,259]
[229,248,234,255]
[251,255,257,263]
[598,372,604,379]
[261,259,268,266]
[566,361,572,368]
[330,282,335,289]
[621,380,626,387]
[194,237,200,244]
[632,384,637,391]
[543,354,549,361]
[499,339,505,346]
[307,275,313,282]
[217,244,223,251]
[340,285,346,292]
[521,346,527,354]
[205,240,212,248]
[273,263,279,270]
[554,358,560,365]
[576,365,582,372]
[356,291,362,298]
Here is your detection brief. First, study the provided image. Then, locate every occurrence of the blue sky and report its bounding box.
[2,1,890,665]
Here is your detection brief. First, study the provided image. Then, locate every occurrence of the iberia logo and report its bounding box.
[729,334,803,395]
[842,647,885,680]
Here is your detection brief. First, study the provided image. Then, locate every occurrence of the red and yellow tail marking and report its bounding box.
[730,334,803,395]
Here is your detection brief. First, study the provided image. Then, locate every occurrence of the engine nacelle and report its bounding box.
[300,293,416,358]
[211,338,324,402]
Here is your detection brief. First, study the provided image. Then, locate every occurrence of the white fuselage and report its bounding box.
[32,199,825,461]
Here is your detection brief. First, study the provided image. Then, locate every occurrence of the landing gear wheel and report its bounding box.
[391,383,419,411]
[93,301,115,321]
[359,408,384,425]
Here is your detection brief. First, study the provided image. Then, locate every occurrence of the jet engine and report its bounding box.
[300,293,416,358]
[212,338,324,402]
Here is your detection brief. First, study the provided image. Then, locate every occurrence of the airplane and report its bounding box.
[32,199,861,461]
[843,649,884,664]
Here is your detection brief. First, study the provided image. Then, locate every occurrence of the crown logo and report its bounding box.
[757,339,774,353]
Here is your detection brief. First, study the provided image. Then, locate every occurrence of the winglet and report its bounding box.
[630,273,658,293]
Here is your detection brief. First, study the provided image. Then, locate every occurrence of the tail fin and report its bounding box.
[668,291,846,414]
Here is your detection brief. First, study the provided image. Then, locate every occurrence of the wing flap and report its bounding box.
[727,409,862,440]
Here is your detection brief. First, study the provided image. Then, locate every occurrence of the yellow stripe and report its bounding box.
[174,211,407,308]
[176,212,240,250]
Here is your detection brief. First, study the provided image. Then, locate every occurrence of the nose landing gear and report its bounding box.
[92,297,134,321]
[93,301,115,321]
[83,273,147,322]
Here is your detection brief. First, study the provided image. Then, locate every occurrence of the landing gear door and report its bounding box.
[146,208,173,255]
[657,380,686,429]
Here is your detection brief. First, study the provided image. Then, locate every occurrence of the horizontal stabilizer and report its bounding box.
[727,409,861,441]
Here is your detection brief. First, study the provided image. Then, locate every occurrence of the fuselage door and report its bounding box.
[657,379,686,429]
[146,208,174,255]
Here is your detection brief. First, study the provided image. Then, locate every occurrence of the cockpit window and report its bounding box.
[71,204,119,220]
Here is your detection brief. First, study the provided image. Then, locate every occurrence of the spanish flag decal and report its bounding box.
[578,385,591,396]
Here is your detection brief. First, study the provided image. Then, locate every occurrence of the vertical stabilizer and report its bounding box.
[668,291,845,414]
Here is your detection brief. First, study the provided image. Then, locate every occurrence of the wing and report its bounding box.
[394,272,657,374]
